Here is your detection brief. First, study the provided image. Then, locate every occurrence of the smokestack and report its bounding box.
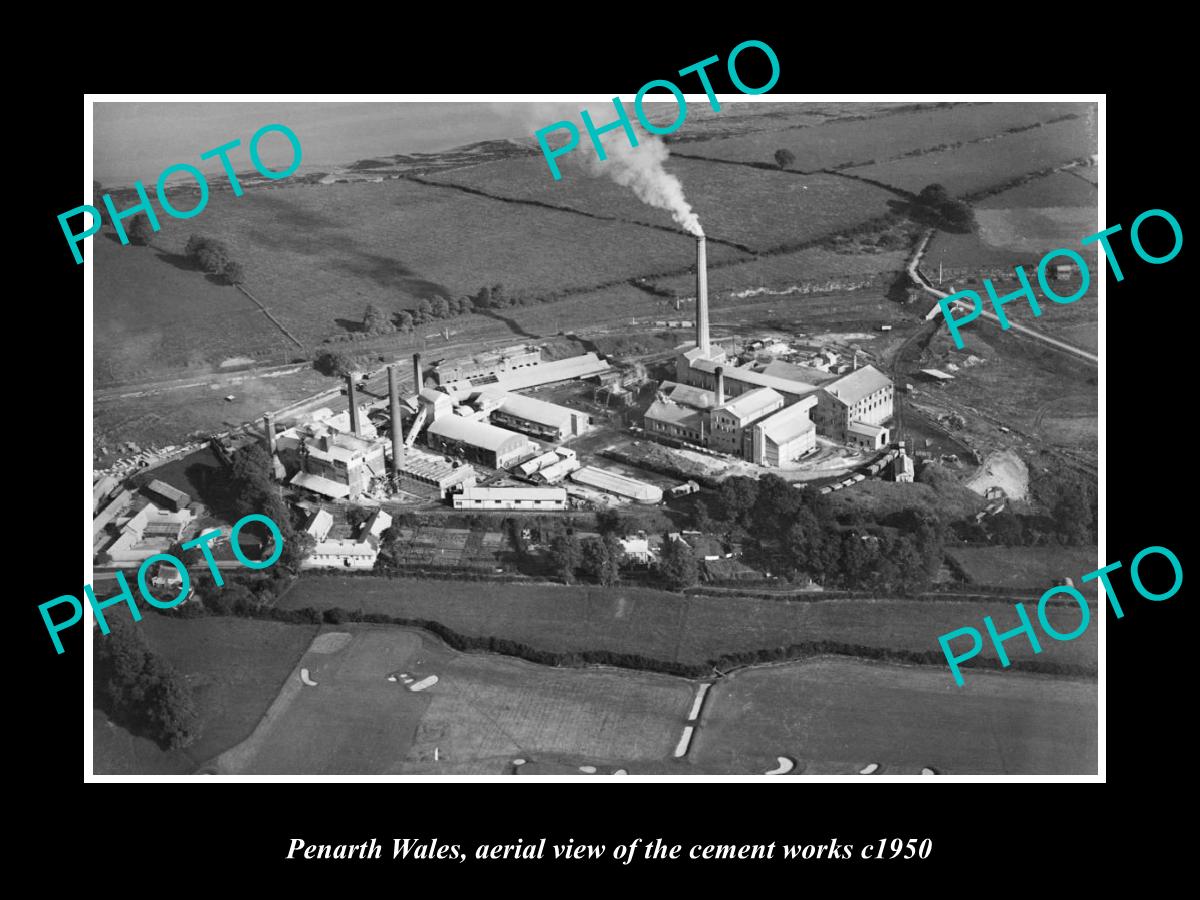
[262,413,276,456]
[413,352,423,389]
[696,235,710,356]
[715,366,725,406]
[347,375,361,436]
[388,364,404,477]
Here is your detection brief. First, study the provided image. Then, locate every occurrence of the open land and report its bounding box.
[93,613,318,775]
[280,575,1097,670]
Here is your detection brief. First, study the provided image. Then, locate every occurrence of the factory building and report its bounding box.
[276,424,387,501]
[750,396,819,467]
[709,387,784,456]
[813,365,893,447]
[570,466,663,504]
[104,501,195,564]
[440,352,611,395]
[451,484,568,511]
[425,415,530,470]
[145,479,191,512]
[431,344,541,386]
[483,390,591,442]
[643,400,706,444]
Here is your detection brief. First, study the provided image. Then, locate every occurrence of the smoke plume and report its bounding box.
[580,129,703,237]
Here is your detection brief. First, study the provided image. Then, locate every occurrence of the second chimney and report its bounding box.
[413,352,423,390]
[262,413,276,456]
[347,374,361,436]
[388,364,404,477]
[696,235,710,357]
[715,365,725,406]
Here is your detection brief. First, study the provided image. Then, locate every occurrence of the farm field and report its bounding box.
[674,102,1090,172]
[852,117,1096,197]
[691,658,1097,775]
[94,177,750,373]
[948,546,1100,590]
[93,234,300,385]
[211,625,693,774]
[974,169,1097,209]
[421,157,898,253]
[93,613,319,775]
[280,576,1097,670]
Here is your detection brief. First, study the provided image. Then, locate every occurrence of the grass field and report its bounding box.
[422,157,898,253]
[206,623,1096,775]
[692,658,1097,774]
[93,614,319,775]
[279,576,1097,669]
[974,170,1097,209]
[852,117,1097,197]
[93,235,300,384]
[674,102,1090,172]
[948,546,1100,589]
[93,177,752,382]
[212,624,693,774]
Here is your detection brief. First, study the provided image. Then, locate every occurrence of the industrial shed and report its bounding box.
[425,416,529,469]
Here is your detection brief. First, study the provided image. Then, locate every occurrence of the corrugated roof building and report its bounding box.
[425,416,529,469]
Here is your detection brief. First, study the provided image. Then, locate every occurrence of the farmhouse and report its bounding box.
[104,501,195,564]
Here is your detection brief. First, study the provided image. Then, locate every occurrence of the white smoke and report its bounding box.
[581,131,703,237]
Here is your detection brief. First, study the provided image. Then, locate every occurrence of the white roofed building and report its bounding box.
[814,365,893,445]
[750,395,818,467]
[451,484,568,511]
[425,416,530,470]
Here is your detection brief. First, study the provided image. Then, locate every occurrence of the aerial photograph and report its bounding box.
[89,98,1099,776]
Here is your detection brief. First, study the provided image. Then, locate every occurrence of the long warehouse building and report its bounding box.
[425,415,530,469]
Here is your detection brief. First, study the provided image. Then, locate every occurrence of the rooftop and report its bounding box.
[659,381,717,410]
[487,390,576,430]
[823,365,892,404]
[690,357,819,397]
[644,400,704,429]
[756,401,817,444]
[458,485,567,502]
[426,415,526,453]
[715,386,783,422]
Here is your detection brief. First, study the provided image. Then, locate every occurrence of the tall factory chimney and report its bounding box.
[262,413,276,455]
[696,235,710,357]
[412,352,423,389]
[715,366,725,406]
[347,374,361,436]
[388,364,404,477]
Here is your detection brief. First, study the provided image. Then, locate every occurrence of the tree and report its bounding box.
[502,517,529,558]
[96,618,199,750]
[185,234,231,274]
[397,311,414,333]
[581,536,621,586]
[917,184,950,206]
[990,510,1026,546]
[459,295,474,315]
[774,148,796,170]
[914,183,977,234]
[362,303,388,335]
[447,296,462,316]
[223,261,245,285]
[126,213,155,246]
[345,504,371,532]
[416,298,433,323]
[658,532,699,591]
[549,533,581,584]
[431,296,450,319]
[595,507,626,538]
[314,349,359,377]
[718,476,759,527]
